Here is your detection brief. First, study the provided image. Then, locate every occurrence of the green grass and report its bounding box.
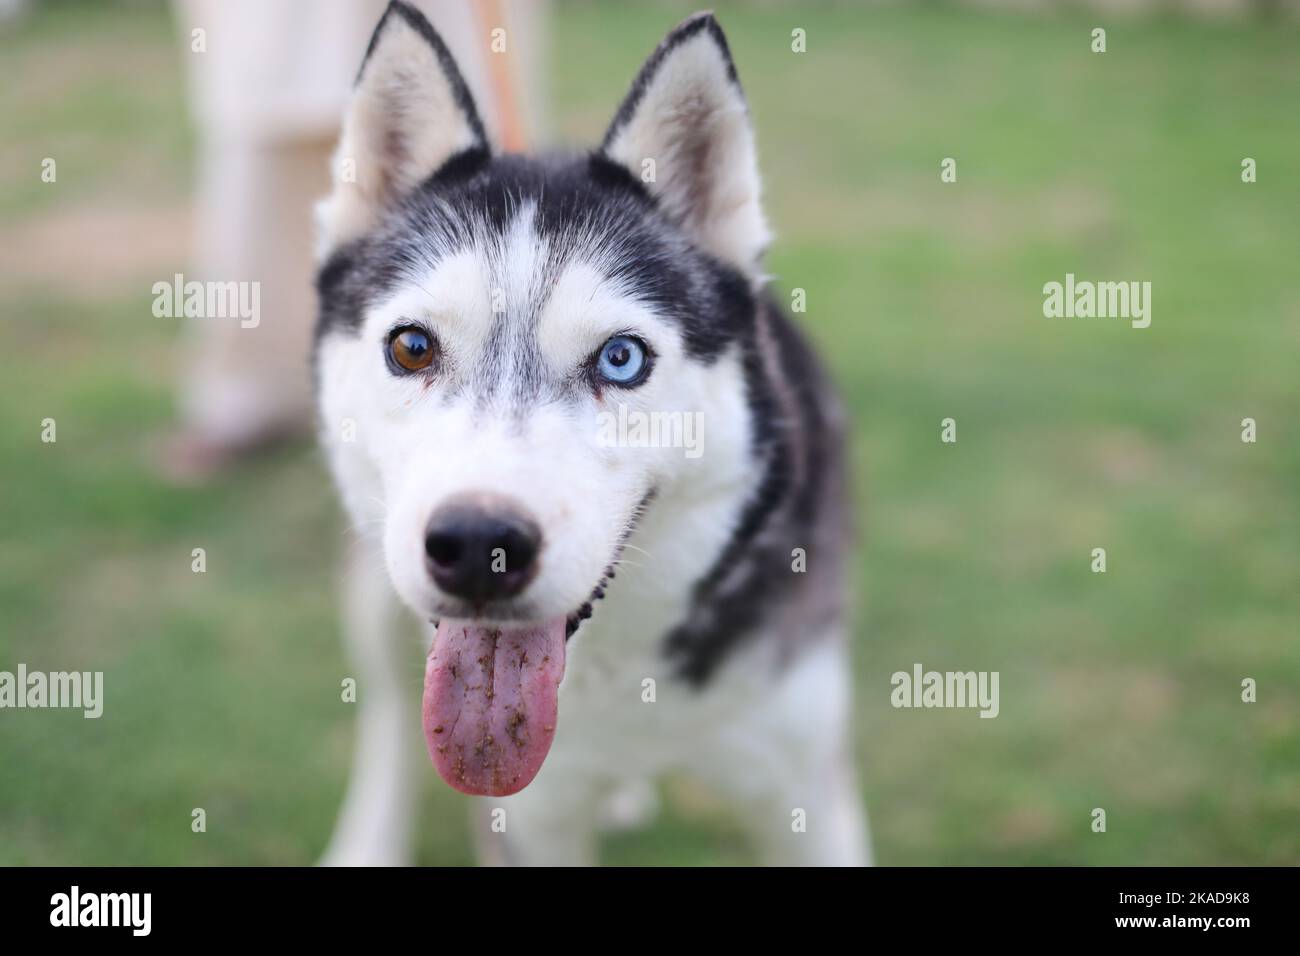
[1,1,1297,865]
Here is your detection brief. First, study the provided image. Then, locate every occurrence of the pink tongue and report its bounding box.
[423,618,567,797]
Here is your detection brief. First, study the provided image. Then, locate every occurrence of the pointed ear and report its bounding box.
[318,1,488,254]
[600,13,771,281]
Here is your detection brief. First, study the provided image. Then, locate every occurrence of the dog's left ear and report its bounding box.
[600,13,771,281]
[318,1,488,256]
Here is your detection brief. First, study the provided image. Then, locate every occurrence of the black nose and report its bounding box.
[424,496,541,604]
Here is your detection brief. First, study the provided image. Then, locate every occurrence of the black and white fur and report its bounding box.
[315,2,867,866]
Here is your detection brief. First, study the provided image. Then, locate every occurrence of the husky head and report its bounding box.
[315,2,770,796]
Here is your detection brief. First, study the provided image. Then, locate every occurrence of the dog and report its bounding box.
[313,1,868,866]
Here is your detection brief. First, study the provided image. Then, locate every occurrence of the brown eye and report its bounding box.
[389,327,435,372]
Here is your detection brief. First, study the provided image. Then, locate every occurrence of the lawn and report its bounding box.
[1,0,1297,865]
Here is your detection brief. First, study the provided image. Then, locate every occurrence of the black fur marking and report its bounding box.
[358,1,488,149]
[431,145,492,185]
[314,151,754,365]
[664,295,847,686]
[600,12,743,152]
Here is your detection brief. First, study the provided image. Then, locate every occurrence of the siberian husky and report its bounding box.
[314,1,868,866]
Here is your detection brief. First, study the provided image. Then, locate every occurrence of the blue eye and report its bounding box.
[595,335,649,386]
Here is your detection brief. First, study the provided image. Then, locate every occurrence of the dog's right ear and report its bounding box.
[317,1,488,255]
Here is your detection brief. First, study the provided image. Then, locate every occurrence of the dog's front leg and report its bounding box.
[690,641,872,866]
[697,735,870,867]
[470,762,608,866]
[319,538,416,866]
[747,743,871,867]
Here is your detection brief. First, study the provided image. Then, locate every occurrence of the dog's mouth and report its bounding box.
[421,491,654,797]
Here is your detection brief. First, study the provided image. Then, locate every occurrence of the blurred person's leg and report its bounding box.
[175,135,331,465]
[166,0,545,480]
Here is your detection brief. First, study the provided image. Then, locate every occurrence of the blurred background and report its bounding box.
[1,0,1297,865]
